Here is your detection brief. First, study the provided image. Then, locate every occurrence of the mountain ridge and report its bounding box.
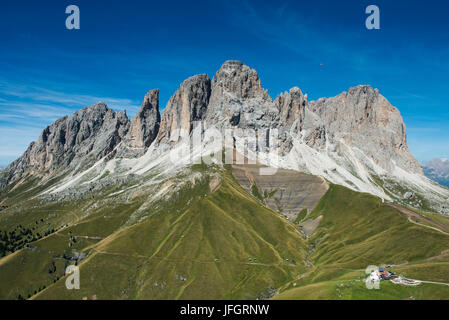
[1,60,448,214]
[424,158,449,188]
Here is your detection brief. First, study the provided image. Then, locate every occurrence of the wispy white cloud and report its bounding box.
[0,101,74,121]
[0,84,140,115]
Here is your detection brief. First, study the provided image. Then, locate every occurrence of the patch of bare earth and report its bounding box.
[299,215,323,238]
[232,162,328,221]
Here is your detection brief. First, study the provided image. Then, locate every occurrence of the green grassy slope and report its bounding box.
[1,166,449,300]
[0,166,309,300]
[34,167,308,299]
[0,198,146,299]
[308,185,449,268]
[274,184,449,299]
[275,277,449,300]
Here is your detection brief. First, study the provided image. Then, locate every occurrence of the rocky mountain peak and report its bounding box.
[125,89,160,149]
[274,87,307,129]
[3,102,132,185]
[79,101,109,112]
[141,89,159,113]
[347,84,377,96]
[157,74,211,143]
[117,109,128,120]
[212,60,269,100]
[344,85,380,111]
[307,85,422,174]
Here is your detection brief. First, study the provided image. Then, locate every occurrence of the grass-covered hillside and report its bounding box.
[0,165,448,300]
[273,184,449,299]
[0,165,309,300]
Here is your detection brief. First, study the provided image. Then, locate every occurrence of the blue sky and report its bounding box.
[0,0,448,167]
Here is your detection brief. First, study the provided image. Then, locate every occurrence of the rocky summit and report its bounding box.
[2,103,129,185]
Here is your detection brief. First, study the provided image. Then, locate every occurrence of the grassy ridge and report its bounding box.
[31,167,308,299]
[274,184,449,299]
[307,185,449,268]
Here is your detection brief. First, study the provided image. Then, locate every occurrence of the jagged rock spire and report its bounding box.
[211,60,269,100]
[126,89,160,149]
[157,74,211,143]
[274,87,307,130]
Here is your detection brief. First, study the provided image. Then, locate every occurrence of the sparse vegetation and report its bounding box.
[251,183,264,202]
[294,209,308,224]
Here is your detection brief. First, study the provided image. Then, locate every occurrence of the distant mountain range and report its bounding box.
[424,158,449,188]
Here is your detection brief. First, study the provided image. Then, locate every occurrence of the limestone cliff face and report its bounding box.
[117,89,161,157]
[211,60,269,100]
[203,62,421,177]
[273,87,308,153]
[307,85,422,174]
[3,91,162,185]
[157,74,211,143]
[158,61,421,177]
[274,87,307,130]
[127,89,160,148]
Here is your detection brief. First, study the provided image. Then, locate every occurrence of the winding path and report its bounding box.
[387,203,449,235]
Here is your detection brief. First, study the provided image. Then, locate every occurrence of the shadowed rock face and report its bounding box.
[117,89,161,157]
[128,89,160,149]
[274,87,307,131]
[157,74,211,143]
[274,87,308,153]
